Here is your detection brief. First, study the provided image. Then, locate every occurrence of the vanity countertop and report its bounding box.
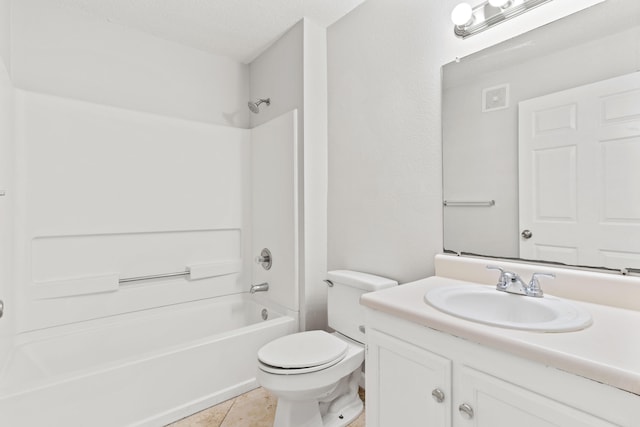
[360,276,640,396]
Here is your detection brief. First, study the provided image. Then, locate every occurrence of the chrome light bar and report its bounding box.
[452,0,553,39]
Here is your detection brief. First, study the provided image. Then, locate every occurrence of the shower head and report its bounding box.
[248,98,270,114]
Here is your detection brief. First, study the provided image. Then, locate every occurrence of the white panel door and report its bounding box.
[519,72,640,268]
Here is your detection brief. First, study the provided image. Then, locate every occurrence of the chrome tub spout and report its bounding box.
[250,282,269,294]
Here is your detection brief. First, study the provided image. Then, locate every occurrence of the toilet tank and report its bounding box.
[327,270,397,344]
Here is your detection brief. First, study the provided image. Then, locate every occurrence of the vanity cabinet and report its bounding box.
[365,311,636,427]
[366,329,451,427]
[456,366,617,427]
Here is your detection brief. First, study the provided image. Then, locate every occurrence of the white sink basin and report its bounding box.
[424,285,592,332]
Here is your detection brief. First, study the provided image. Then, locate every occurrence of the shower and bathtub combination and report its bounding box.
[0,89,300,426]
[0,295,297,426]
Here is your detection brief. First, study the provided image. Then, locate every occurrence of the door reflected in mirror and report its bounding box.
[442,0,640,272]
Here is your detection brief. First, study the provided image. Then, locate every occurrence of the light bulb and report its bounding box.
[489,0,513,8]
[451,3,474,27]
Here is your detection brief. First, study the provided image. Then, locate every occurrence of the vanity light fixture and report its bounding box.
[451,0,553,39]
[451,3,474,27]
[488,0,513,8]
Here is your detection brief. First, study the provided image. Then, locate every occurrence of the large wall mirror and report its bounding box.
[443,0,640,273]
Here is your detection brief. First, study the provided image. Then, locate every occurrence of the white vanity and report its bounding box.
[361,255,640,427]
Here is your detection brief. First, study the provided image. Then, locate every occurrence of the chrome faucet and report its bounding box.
[486,266,555,298]
[250,282,269,294]
[526,272,555,298]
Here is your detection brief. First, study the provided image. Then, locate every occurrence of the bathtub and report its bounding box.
[0,294,298,426]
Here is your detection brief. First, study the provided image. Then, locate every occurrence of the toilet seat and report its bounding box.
[258,331,348,375]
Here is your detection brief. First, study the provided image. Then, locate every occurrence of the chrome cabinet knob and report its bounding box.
[521,229,533,239]
[458,403,474,419]
[431,388,445,403]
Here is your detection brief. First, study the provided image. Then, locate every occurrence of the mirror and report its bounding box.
[442,0,640,273]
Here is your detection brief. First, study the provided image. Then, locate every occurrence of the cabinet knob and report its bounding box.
[458,403,474,419]
[431,388,445,403]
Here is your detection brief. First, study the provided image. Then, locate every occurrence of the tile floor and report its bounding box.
[168,387,366,427]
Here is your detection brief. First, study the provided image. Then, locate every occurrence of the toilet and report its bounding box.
[256,270,397,427]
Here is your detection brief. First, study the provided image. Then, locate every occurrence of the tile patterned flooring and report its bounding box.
[168,387,366,427]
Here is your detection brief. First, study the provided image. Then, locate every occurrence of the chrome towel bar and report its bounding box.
[117,260,243,285]
[443,200,495,207]
[119,270,189,284]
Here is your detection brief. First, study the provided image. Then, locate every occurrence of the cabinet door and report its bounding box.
[455,366,619,427]
[367,329,451,427]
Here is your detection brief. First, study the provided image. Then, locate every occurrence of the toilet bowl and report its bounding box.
[256,270,397,427]
[257,331,364,427]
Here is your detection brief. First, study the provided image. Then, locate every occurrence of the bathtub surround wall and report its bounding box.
[326,0,605,284]
[249,19,329,331]
[13,91,253,331]
[251,110,299,315]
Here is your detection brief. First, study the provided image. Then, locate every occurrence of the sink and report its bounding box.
[424,285,592,332]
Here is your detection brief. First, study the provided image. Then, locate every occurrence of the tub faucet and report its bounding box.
[250,282,269,294]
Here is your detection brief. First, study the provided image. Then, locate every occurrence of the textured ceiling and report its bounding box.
[57,0,367,63]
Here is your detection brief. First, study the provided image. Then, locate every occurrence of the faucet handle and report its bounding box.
[527,272,555,298]
[486,265,509,290]
[255,248,272,270]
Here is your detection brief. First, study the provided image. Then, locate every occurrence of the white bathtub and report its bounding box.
[0,294,298,426]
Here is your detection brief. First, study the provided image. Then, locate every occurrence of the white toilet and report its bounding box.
[256,270,397,427]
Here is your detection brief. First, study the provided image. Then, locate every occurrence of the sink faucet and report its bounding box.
[250,282,269,294]
[526,272,555,298]
[486,266,555,298]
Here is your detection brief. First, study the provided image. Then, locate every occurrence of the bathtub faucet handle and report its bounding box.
[250,282,269,294]
[255,248,272,270]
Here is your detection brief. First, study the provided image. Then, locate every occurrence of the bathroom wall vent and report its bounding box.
[482,84,509,112]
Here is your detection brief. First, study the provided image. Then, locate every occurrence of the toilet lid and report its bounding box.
[258,330,348,370]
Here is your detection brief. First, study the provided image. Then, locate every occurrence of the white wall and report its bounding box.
[327,0,605,284]
[249,22,304,130]
[0,0,9,70]
[302,19,329,331]
[11,0,250,128]
[249,20,329,331]
[327,1,446,284]
[250,21,305,327]
[0,0,13,362]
